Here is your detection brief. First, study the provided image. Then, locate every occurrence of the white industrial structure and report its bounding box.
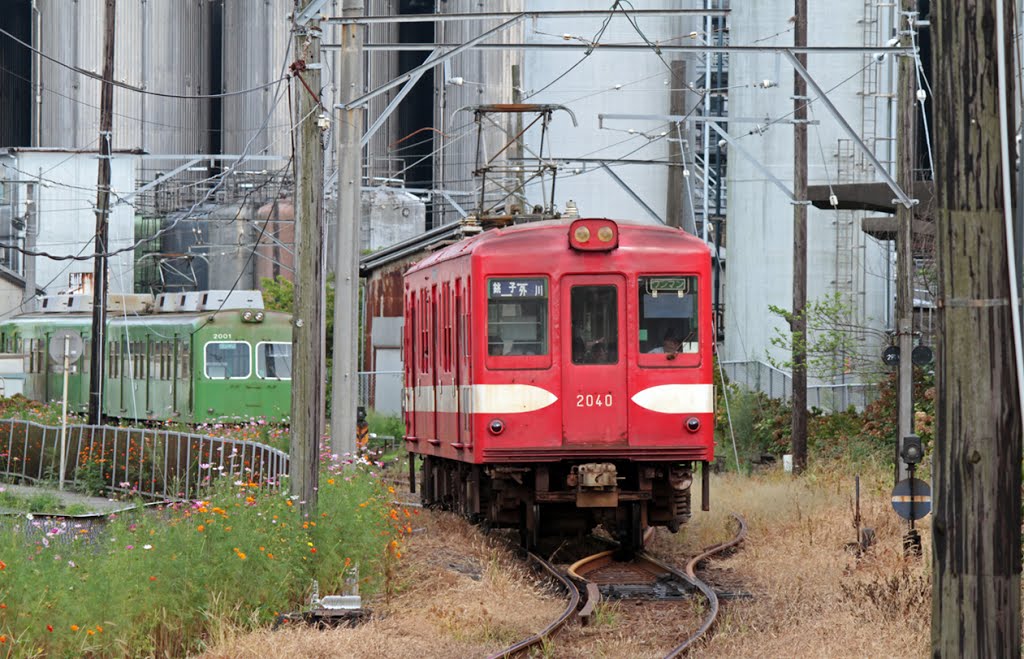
[722,2,898,384]
[0,1,911,398]
[0,148,138,300]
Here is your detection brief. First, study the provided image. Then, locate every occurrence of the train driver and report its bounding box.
[649,330,682,355]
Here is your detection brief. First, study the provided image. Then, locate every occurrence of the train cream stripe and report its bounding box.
[471,384,558,414]
[405,384,558,414]
[631,384,714,414]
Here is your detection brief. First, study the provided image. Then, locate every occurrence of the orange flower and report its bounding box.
[0,634,6,643]
[327,478,335,485]
[237,552,247,560]
[150,576,157,581]
[70,625,79,632]
[96,625,103,633]
[310,548,317,554]
[197,525,205,533]
[285,500,293,507]
[0,560,6,570]
[46,625,53,632]
[87,629,95,636]
[1,603,6,609]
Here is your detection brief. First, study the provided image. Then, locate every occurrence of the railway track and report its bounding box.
[490,514,747,657]
[488,551,581,659]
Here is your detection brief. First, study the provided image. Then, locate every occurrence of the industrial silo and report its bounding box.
[220,0,293,158]
[34,0,212,155]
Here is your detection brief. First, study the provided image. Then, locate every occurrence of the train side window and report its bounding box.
[638,276,699,358]
[487,277,549,357]
[256,342,292,380]
[570,286,618,365]
[204,341,251,379]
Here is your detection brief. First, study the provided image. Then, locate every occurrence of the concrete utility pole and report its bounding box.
[790,0,808,472]
[331,0,363,457]
[894,3,916,484]
[88,0,116,426]
[931,0,1022,654]
[290,2,326,515]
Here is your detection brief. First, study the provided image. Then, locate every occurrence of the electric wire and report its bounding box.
[0,41,296,263]
[522,2,617,101]
[0,27,289,100]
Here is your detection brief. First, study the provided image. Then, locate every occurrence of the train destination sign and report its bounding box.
[891,477,931,521]
[489,278,547,299]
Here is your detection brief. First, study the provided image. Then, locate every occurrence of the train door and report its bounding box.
[436,282,458,445]
[561,274,628,445]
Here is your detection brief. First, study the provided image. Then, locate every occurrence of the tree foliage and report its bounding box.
[766,292,887,381]
[260,276,337,358]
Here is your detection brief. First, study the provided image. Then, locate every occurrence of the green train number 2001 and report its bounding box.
[212,333,233,340]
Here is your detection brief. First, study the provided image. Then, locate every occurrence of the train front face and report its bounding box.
[473,218,714,544]
[191,310,293,424]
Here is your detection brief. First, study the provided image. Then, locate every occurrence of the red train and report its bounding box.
[403,217,713,549]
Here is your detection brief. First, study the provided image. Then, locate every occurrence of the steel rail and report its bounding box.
[659,513,748,657]
[487,551,581,659]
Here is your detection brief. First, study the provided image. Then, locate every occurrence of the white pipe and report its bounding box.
[995,0,1024,418]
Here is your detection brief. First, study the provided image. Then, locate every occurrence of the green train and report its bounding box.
[0,291,292,424]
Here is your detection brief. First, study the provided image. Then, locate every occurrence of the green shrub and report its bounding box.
[0,463,408,656]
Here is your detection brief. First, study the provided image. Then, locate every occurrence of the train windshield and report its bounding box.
[571,285,618,365]
[638,276,699,356]
[487,277,549,356]
[204,341,252,379]
[257,342,292,380]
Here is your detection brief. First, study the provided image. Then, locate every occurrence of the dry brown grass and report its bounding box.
[197,511,564,658]
[200,463,935,658]
[656,464,932,659]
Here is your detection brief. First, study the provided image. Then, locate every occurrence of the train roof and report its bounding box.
[406,217,710,275]
[1,309,289,329]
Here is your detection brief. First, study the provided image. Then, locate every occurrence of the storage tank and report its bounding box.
[361,187,427,251]
[220,0,293,157]
[159,202,257,291]
[34,0,212,155]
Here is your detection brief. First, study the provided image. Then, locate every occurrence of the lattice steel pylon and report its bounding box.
[460,103,577,228]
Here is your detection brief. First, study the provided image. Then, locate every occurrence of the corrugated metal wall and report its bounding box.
[363,0,401,185]
[434,0,523,224]
[35,0,212,155]
[221,0,292,157]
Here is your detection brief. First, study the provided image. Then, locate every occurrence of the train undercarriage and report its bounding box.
[412,454,706,553]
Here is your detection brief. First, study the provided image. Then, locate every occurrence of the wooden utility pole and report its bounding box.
[790,0,808,472]
[330,0,363,457]
[290,2,326,515]
[88,0,116,426]
[666,60,686,230]
[894,3,916,484]
[931,0,1022,654]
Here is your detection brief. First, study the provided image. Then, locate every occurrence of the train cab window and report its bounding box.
[638,276,699,359]
[571,286,618,365]
[204,341,251,379]
[487,277,549,357]
[257,342,292,380]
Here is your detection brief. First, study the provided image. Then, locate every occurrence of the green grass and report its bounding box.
[0,463,409,656]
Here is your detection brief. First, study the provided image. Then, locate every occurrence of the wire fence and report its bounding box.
[0,419,289,501]
[358,370,403,416]
[721,360,879,412]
